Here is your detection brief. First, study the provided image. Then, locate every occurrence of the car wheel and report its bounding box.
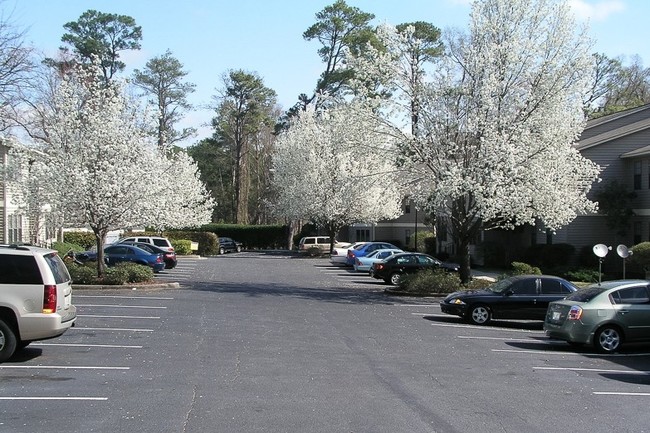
[389,273,401,286]
[595,325,622,353]
[219,247,225,255]
[236,246,242,252]
[467,305,491,325]
[0,319,17,362]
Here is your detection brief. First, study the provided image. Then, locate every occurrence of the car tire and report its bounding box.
[594,325,622,353]
[467,305,491,325]
[236,246,242,252]
[389,273,401,286]
[219,247,225,255]
[0,319,18,362]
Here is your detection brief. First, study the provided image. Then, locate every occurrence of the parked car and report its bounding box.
[346,242,400,266]
[117,236,174,253]
[370,252,460,285]
[218,237,242,255]
[330,241,367,265]
[0,245,77,362]
[440,275,578,325]
[78,244,165,273]
[544,280,650,353]
[353,248,403,272]
[119,241,177,269]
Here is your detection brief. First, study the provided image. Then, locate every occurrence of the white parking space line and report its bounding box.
[74,295,174,300]
[0,397,108,401]
[458,335,543,342]
[493,349,584,356]
[74,304,167,309]
[32,343,143,349]
[72,327,153,332]
[534,366,650,374]
[430,322,543,333]
[78,314,160,319]
[0,365,129,370]
[594,392,650,396]
[402,304,440,308]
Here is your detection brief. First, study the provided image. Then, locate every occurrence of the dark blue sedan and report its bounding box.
[78,244,165,273]
[345,241,400,266]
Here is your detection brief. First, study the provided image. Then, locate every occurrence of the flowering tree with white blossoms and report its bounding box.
[272,100,405,252]
[351,0,601,282]
[21,63,213,276]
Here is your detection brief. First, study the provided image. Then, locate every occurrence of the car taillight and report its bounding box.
[43,284,57,314]
[347,251,354,258]
[376,263,385,270]
[156,256,162,263]
[568,305,582,320]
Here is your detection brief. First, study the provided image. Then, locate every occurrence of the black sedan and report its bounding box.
[440,275,578,325]
[370,252,460,285]
[119,241,177,269]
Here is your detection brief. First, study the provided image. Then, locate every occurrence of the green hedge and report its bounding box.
[172,239,192,255]
[62,231,96,249]
[198,223,287,249]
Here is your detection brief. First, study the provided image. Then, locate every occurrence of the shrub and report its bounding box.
[67,263,98,285]
[398,269,462,295]
[509,261,541,275]
[630,242,650,271]
[63,231,96,249]
[565,268,601,284]
[52,241,84,255]
[114,262,154,283]
[306,246,322,257]
[100,267,129,285]
[172,239,192,255]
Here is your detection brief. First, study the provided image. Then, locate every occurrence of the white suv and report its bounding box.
[117,236,174,252]
[0,245,77,362]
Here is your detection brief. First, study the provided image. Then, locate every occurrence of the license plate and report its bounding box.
[64,295,71,309]
[552,311,561,321]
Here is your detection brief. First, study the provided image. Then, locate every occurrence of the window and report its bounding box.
[405,229,411,246]
[540,279,571,295]
[610,286,650,304]
[634,221,642,245]
[512,279,537,295]
[634,161,642,190]
[437,221,447,242]
[355,229,370,241]
[405,203,411,214]
[0,255,43,284]
[7,213,22,244]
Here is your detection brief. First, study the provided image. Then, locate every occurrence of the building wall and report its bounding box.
[0,142,6,243]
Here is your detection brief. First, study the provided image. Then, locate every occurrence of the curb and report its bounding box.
[73,281,181,290]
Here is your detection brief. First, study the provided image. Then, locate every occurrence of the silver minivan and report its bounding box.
[0,245,77,362]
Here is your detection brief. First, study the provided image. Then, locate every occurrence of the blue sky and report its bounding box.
[4,0,647,145]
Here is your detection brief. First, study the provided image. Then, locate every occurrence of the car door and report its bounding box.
[396,254,417,275]
[610,285,650,342]
[537,278,574,318]
[495,278,539,319]
[104,245,128,266]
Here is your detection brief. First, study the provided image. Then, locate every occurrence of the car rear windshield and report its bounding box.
[43,252,71,284]
[564,287,605,302]
[0,255,43,284]
[152,239,169,247]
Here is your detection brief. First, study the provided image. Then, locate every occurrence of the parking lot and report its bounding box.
[1,252,649,432]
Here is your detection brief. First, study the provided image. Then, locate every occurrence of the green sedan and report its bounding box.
[544,280,650,353]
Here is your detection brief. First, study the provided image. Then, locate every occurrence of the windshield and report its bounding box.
[488,278,515,294]
[564,287,605,302]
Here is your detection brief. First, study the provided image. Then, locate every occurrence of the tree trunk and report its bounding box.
[459,239,472,284]
[93,227,108,278]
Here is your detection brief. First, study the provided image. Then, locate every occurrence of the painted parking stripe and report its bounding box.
[78,314,160,319]
[459,335,546,342]
[494,349,584,356]
[0,397,108,401]
[430,322,542,333]
[534,366,650,374]
[74,304,167,309]
[74,295,174,300]
[0,365,129,370]
[593,392,650,396]
[32,343,143,349]
[72,327,153,332]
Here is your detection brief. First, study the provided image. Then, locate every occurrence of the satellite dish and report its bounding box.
[616,244,633,259]
[593,244,611,258]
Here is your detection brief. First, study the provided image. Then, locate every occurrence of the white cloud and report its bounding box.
[568,0,626,22]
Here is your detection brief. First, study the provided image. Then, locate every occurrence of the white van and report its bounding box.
[298,236,332,254]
